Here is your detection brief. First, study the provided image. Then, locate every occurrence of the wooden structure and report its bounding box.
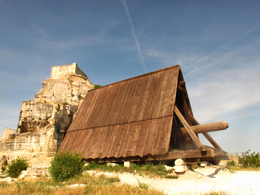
[59,65,229,164]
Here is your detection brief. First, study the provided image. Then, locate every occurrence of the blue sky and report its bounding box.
[0,0,259,153]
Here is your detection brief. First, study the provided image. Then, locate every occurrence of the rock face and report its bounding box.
[0,63,94,159]
[0,128,15,142]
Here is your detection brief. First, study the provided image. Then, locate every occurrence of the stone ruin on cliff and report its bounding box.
[0,63,94,159]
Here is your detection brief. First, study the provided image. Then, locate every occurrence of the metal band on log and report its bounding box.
[172,121,228,137]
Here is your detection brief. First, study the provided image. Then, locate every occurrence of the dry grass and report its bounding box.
[0,174,165,195]
[227,165,260,172]
[202,192,230,195]
[84,162,175,178]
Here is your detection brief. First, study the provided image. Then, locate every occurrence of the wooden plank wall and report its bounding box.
[59,65,180,159]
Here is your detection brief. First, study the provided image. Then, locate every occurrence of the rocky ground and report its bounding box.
[0,157,259,195]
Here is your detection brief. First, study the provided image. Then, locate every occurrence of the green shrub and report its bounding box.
[49,151,84,182]
[94,84,102,89]
[226,160,236,167]
[3,159,8,166]
[165,175,178,179]
[1,159,8,172]
[239,150,260,168]
[7,157,28,178]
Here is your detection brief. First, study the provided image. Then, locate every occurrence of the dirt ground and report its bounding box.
[26,157,260,195]
[87,167,260,195]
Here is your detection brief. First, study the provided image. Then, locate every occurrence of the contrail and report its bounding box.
[121,0,147,73]
[185,24,260,77]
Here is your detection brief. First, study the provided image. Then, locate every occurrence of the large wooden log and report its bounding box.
[188,112,224,151]
[172,121,229,137]
[174,106,202,148]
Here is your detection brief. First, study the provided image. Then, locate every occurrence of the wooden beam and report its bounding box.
[174,106,202,148]
[178,81,197,150]
[86,148,216,163]
[188,112,224,151]
[178,81,186,88]
[172,121,229,136]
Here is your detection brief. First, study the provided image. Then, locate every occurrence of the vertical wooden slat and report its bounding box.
[102,84,120,126]
[150,71,165,119]
[98,85,117,127]
[106,125,121,158]
[120,123,132,158]
[156,70,169,118]
[143,118,155,156]
[109,82,128,125]
[142,74,158,120]
[128,77,145,122]
[122,78,139,124]
[114,124,128,158]
[116,79,132,124]
[130,121,142,156]
[136,75,152,121]
[164,68,179,116]
[133,120,149,157]
[80,129,94,157]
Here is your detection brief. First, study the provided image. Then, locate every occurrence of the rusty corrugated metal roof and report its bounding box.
[59,65,180,159]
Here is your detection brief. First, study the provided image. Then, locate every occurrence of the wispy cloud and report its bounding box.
[185,24,260,77]
[189,60,260,123]
[147,39,260,124]
[120,0,147,73]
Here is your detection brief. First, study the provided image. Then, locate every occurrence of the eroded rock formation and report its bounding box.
[0,63,94,159]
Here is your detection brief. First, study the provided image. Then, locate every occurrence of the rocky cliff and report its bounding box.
[0,63,94,159]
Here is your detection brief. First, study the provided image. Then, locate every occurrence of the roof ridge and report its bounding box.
[89,65,180,91]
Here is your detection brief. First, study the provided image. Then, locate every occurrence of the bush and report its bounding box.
[94,84,102,89]
[49,151,84,182]
[1,159,8,172]
[226,160,236,167]
[7,157,28,178]
[239,150,260,168]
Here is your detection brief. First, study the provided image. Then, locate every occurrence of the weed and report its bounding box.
[164,175,178,179]
[138,180,150,190]
[226,160,236,167]
[191,164,200,169]
[239,150,260,168]
[94,84,102,89]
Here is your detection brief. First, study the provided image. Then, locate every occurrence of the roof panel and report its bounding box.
[60,65,181,159]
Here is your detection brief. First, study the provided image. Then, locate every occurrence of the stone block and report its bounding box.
[174,165,188,173]
[124,161,130,168]
[84,163,89,167]
[27,167,39,177]
[174,158,187,166]
[18,170,28,179]
[1,177,12,183]
[164,165,174,171]
[107,163,118,167]
[200,161,210,168]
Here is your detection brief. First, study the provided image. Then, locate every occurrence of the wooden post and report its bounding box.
[188,112,223,151]
[174,106,202,149]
